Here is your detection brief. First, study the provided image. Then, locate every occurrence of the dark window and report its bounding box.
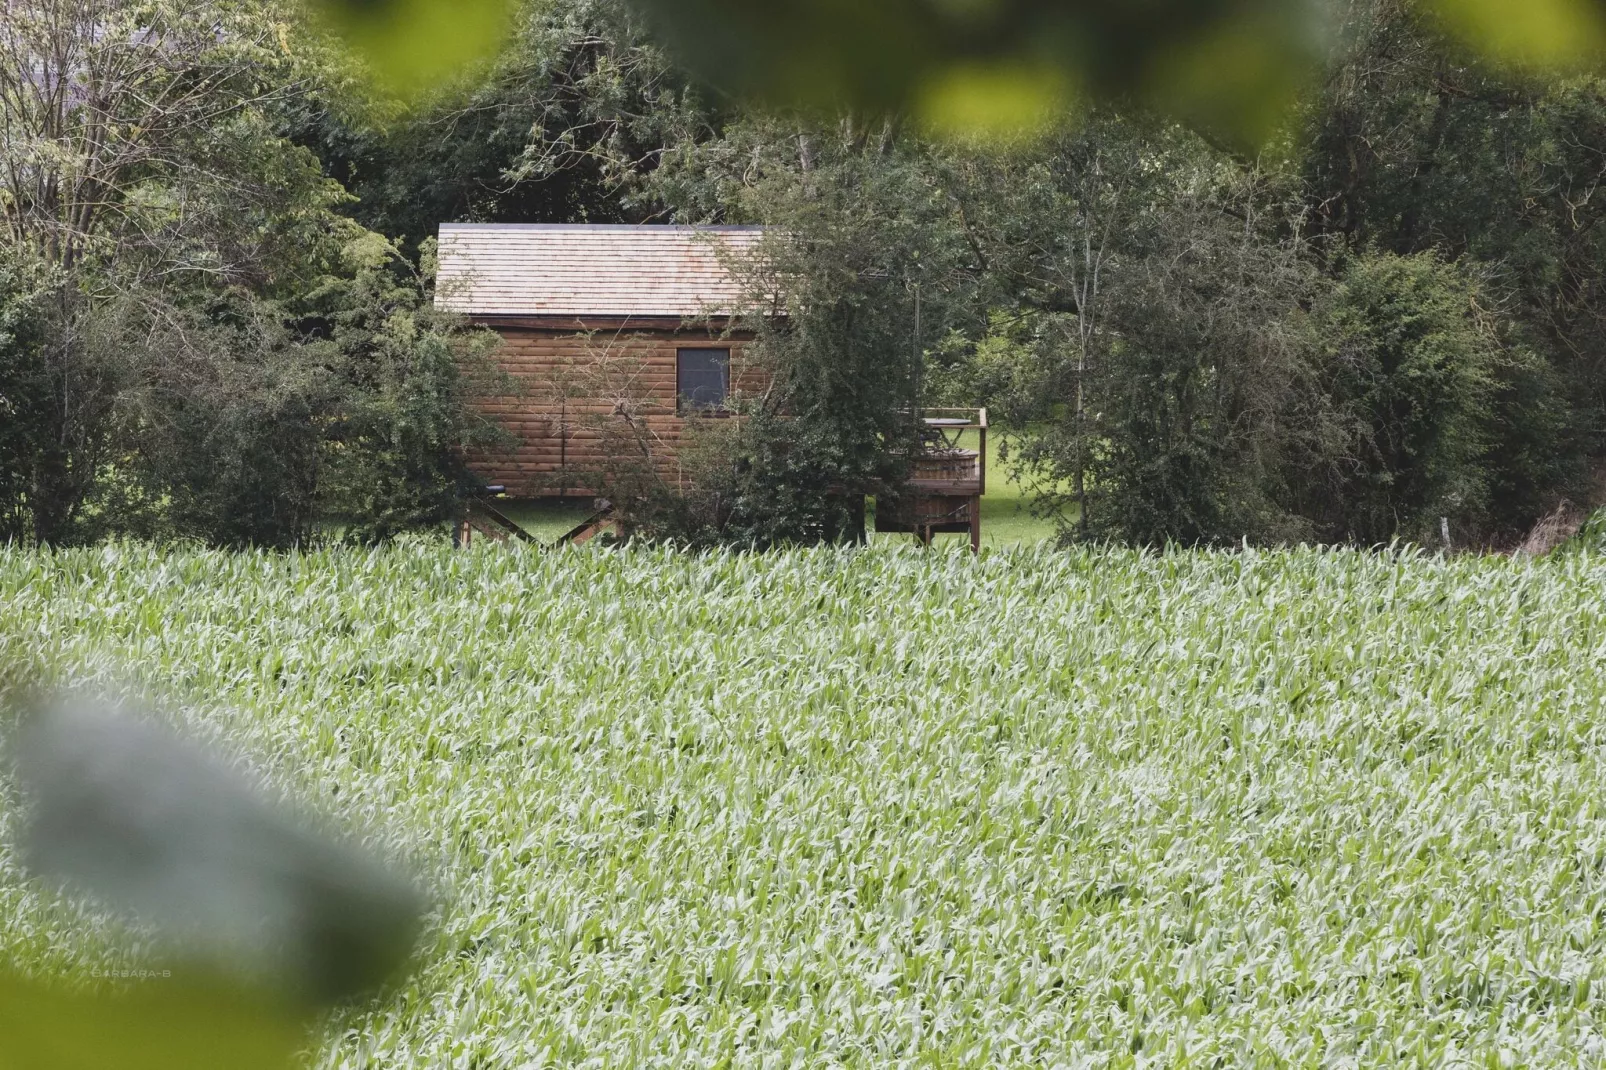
[677,348,730,412]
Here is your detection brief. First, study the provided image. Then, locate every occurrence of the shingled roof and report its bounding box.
[434,224,768,318]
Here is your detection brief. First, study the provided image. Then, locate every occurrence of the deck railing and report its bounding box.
[907,407,987,496]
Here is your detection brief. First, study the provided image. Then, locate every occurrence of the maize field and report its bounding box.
[3,540,1606,1067]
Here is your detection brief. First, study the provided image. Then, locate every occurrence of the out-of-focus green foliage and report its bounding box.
[0,697,426,1069]
[631,0,1336,143]
[0,973,303,1070]
[13,702,426,1002]
[307,0,517,95]
[305,0,1606,140]
[1424,0,1606,70]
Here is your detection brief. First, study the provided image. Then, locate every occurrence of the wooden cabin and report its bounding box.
[436,223,769,498]
[436,222,986,548]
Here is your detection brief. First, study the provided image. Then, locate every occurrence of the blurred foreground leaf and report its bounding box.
[627,0,1337,143]
[308,0,515,95]
[301,0,1606,137]
[11,701,424,1006]
[0,972,303,1070]
[1422,0,1606,70]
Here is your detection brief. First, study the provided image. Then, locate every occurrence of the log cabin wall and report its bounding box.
[467,318,761,498]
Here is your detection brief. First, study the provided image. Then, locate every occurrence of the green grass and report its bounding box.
[974,428,1062,547]
[4,541,1606,1065]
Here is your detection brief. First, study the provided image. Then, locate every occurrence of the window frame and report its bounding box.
[675,346,733,415]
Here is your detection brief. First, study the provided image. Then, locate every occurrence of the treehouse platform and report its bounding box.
[876,408,988,551]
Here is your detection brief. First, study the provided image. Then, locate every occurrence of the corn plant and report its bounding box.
[2,540,1606,1067]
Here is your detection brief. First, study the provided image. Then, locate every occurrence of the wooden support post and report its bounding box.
[970,496,981,554]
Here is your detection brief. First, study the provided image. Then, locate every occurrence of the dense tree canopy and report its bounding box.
[0,0,500,546]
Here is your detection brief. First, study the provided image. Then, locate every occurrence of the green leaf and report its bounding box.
[309,0,516,95]
[1422,0,1606,70]
[0,973,302,1070]
[13,703,425,1007]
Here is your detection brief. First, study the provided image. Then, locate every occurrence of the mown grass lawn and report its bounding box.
[973,428,1061,547]
[3,541,1606,1066]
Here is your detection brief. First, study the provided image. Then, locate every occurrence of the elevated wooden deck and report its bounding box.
[460,410,992,551]
[877,408,988,550]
